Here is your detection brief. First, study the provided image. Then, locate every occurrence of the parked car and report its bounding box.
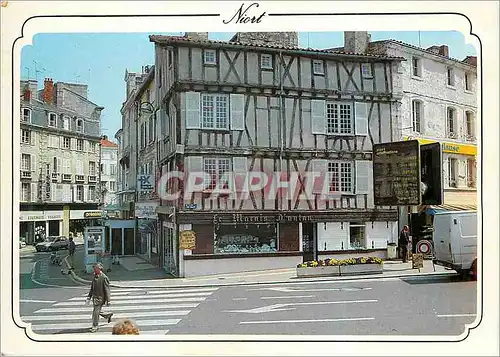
[19,239,26,249]
[432,211,477,279]
[35,236,69,252]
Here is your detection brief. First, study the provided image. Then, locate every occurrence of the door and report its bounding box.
[458,213,477,270]
[433,214,453,263]
[111,228,122,255]
[124,228,135,255]
[48,220,59,236]
[302,223,316,262]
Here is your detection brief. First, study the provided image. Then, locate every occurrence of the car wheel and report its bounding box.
[471,259,477,280]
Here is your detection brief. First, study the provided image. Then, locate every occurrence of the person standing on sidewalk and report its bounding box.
[86,263,113,332]
[68,236,76,269]
[399,225,410,263]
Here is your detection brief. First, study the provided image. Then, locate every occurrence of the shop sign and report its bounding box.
[84,211,103,218]
[412,253,424,269]
[179,230,196,250]
[135,201,159,219]
[404,137,477,156]
[137,174,154,192]
[19,211,64,222]
[163,221,174,229]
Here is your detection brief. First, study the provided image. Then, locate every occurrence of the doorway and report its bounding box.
[124,228,135,255]
[48,220,59,236]
[302,223,317,262]
[111,228,122,255]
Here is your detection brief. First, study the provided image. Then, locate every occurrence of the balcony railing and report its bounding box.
[88,175,97,183]
[51,172,60,182]
[62,173,72,182]
[20,170,32,179]
[75,175,85,182]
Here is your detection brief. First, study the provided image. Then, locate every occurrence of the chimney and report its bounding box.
[463,56,477,66]
[43,78,54,104]
[438,45,449,57]
[426,46,441,54]
[344,31,370,54]
[184,32,209,41]
[23,86,31,102]
[231,32,299,47]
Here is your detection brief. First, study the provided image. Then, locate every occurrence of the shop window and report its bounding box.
[214,224,277,254]
[448,158,457,188]
[467,159,476,188]
[349,222,366,249]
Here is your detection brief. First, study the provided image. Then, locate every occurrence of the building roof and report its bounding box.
[101,138,118,147]
[149,35,406,61]
[368,39,477,68]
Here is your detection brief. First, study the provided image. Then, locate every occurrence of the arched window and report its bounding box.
[411,100,423,133]
[447,107,457,138]
[21,108,31,123]
[465,111,475,140]
[76,119,84,133]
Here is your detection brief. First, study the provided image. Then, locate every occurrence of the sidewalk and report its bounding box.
[65,255,456,289]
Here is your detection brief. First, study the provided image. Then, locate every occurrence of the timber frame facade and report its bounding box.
[150,33,405,275]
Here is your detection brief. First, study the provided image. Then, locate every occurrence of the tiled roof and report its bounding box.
[368,39,477,67]
[101,138,118,148]
[149,35,405,61]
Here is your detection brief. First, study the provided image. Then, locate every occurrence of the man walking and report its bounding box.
[68,236,76,269]
[399,225,410,263]
[86,263,113,332]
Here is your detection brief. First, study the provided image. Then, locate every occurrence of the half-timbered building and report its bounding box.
[150,32,405,277]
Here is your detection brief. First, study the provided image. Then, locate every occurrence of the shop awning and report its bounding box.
[422,204,477,215]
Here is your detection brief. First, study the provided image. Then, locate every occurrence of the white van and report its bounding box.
[432,211,477,278]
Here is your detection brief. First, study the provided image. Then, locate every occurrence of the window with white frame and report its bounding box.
[448,158,457,187]
[76,139,84,151]
[361,63,372,78]
[63,116,71,130]
[467,159,476,188]
[447,107,456,137]
[328,161,353,193]
[465,72,472,91]
[22,108,31,123]
[149,117,154,143]
[411,57,421,77]
[447,67,455,86]
[89,142,96,153]
[21,182,31,202]
[313,60,324,75]
[21,154,31,171]
[261,54,273,69]
[88,186,96,201]
[204,158,230,191]
[326,102,353,134]
[109,181,116,192]
[202,93,229,130]
[110,164,117,176]
[466,111,475,139]
[412,100,422,133]
[76,119,84,133]
[140,123,145,148]
[48,113,57,127]
[63,159,71,174]
[21,129,31,144]
[48,135,59,148]
[89,161,96,176]
[63,137,71,149]
[349,222,366,249]
[76,185,84,201]
[204,50,216,64]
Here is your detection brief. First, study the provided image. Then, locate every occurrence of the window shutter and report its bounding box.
[31,131,36,146]
[232,157,247,191]
[71,138,76,150]
[57,158,62,174]
[77,160,83,175]
[311,100,326,135]
[84,186,88,202]
[354,102,369,136]
[184,92,201,129]
[230,94,245,131]
[30,155,36,175]
[312,159,327,193]
[31,183,37,202]
[73,186,77,201]
[355,160,371,194]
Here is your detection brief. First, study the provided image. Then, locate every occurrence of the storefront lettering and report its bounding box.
[442,143,460,153]
[84,211,103,218]
[213,213,315,224]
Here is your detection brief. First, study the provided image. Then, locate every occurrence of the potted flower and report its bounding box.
[296,257,383,278]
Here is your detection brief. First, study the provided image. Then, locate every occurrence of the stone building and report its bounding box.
[100,135,119,215]
[19,78,103,243]
[149,32,405,277]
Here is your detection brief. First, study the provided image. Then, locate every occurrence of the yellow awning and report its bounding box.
[403,137,477,156]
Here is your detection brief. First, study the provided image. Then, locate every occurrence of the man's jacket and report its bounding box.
[87,272,110,304]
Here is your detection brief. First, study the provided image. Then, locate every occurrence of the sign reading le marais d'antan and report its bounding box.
[372,140,421,206]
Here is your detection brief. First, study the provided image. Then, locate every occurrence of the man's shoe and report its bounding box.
[107,313,113,323]
[90,326,98,333]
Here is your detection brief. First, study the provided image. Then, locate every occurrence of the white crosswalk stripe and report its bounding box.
[23,287,218,335]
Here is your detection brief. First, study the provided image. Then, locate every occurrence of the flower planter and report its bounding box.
[339,263,383,276]
[296,266,340,278]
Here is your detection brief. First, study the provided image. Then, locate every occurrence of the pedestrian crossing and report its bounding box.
[22,286,219,335]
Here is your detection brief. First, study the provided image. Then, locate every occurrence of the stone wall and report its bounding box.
[232,32,299,47]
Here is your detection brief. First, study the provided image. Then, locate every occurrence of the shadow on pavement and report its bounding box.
[401,274,473,285]
[52,327,92,335]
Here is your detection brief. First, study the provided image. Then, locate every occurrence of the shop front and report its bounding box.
[135,201,159,263]
[19,211,64,243]
[158,209,398,278]
[103,219,136,256]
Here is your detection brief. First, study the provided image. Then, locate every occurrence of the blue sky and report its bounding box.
[21,31,477,139]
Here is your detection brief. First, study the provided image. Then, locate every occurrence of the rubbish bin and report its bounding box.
[387,243,397,259]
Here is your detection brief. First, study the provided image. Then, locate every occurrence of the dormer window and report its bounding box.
[261,54,273,70]
[48,113,57,127]
[21,108,31,123]
[412,57,422,77]
[63,116,71,130]
[76,119,84,133]
[203,50,216,65]
[361,63,373,78]
[447,67,455,86]
[313,60,325,75]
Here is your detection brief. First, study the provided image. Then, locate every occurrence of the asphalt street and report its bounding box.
[168,275,477,336]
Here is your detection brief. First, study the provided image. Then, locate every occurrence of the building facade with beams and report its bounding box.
[19,78,103,244]
[150,32,405,277]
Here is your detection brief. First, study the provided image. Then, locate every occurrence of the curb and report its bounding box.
[63,256,90,285]
[106,270,457,289]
